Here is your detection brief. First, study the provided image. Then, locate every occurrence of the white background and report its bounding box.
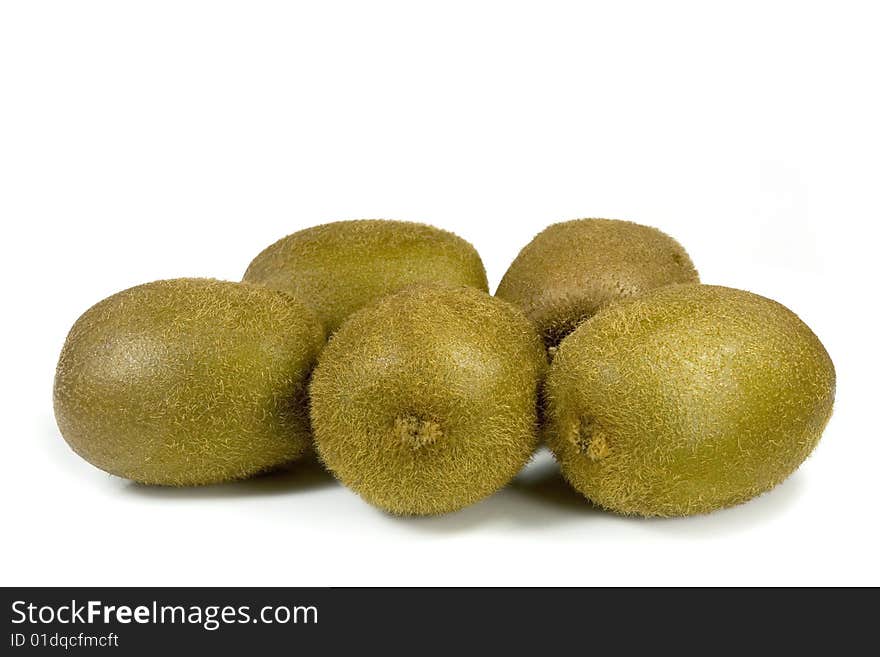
[2,1,878,586]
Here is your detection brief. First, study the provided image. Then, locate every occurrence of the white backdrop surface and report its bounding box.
[1,1,877,586]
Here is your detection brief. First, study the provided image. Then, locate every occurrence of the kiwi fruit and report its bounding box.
[53,278,324,486]
[309,285,547,515]
[243,219,489,334]
[544,284,835,517]
[496,218,699,348]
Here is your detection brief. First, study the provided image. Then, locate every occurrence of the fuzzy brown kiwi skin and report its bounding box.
[309,285,547,516]
[53,278,325,486]
[496,218,699,348]
[543,284,836,517]
[243,219,489,335]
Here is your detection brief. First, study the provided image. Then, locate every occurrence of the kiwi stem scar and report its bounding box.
[573,417,611,461]
[394,415,444,449]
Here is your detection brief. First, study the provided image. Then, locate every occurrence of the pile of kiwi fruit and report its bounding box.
[54,218,835,518]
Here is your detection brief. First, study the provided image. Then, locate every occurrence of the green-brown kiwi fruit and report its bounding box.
[544,284,835,517]
[53,278,324,486]
[496,218,699,348]
[243,219,489,334]
[309,285,547,515]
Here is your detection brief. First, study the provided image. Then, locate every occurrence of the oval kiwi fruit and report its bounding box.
[544,284,835,517]
[496,218,699,348]
[53,278,324,486]
[310,285,547,515]
[243,219,489,334]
